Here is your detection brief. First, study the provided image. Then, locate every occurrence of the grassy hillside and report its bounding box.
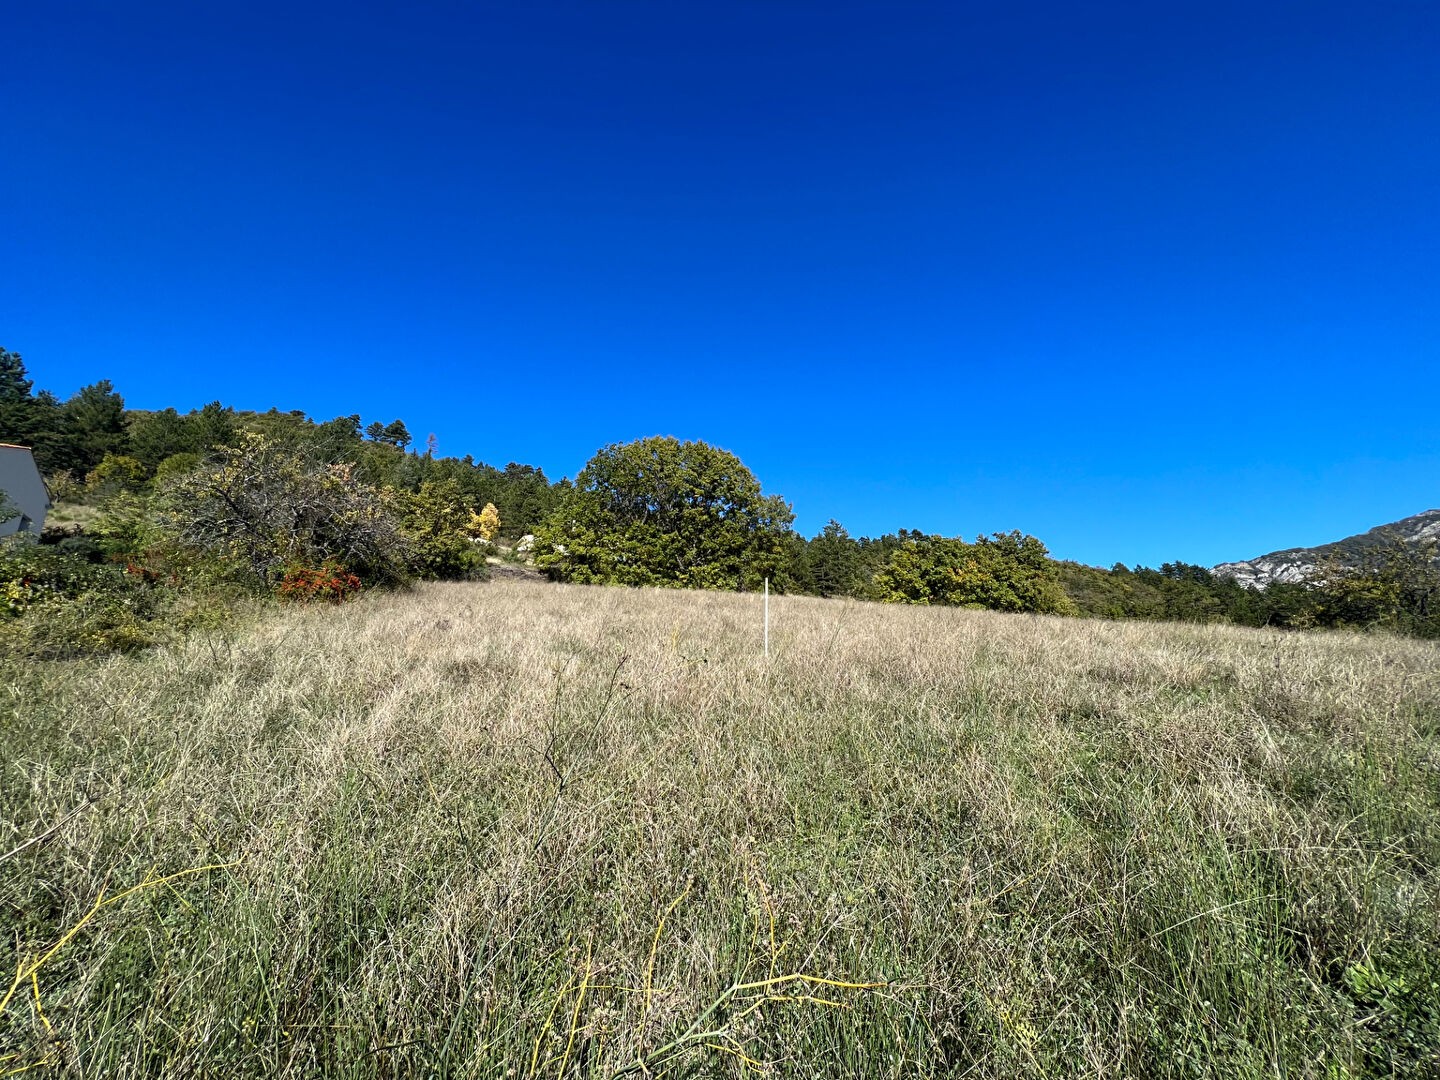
[3,584,1438,1077]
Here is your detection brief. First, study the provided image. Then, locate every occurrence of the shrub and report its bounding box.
[88,491,163,563]
[0,542,161,657]
[398,479,489,580]
[156,434,410,587]
[85,453,147,495]
[277,562,362,604]
[42,469,83,502]
[875,531,1076,614]
[2,544,131,615]
[1306,540,1440,638]
[468,502,502,542]
[0,590,158,657]
[154,451,203,482]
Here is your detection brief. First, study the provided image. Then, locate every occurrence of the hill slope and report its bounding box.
[3,582,1438,1077]
[1213,508,1440,588]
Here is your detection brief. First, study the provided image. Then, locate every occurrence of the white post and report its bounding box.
[764,577,770,659]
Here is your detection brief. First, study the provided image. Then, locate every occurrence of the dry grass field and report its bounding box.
[3,581,1438,1077]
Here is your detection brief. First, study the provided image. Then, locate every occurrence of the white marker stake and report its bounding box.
[764,577,770,659]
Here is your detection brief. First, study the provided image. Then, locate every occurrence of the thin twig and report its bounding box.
[0,795,98,867]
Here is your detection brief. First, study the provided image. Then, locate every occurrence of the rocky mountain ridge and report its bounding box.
[1213,509,1440,590]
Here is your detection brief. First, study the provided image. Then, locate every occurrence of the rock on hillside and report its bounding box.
[1213,509,1440,589]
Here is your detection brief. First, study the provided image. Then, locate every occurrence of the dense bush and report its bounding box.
[396,479,490,581]
[84,452,147,495]
[277,562,363,604]
[2,543,135,614]
[0,543,161,657]
[874,531,1076,614]
[1305,541,1440,638]
[155,435,411,588]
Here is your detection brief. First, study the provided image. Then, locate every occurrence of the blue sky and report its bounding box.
[3,1,1436,567]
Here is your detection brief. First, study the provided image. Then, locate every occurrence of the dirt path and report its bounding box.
[486,562,547,582]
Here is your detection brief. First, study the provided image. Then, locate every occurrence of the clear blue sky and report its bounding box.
[3,1,1436,567]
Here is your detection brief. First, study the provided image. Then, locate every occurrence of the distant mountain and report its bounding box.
[1213,510,1440,590]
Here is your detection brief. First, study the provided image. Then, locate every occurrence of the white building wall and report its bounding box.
[0,445,51,538]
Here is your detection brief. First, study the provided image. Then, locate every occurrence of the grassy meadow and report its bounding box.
[2,581,1438,1077]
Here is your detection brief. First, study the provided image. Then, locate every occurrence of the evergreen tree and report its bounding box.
[382,420,412,450]
[805,520,865,598]
[60,380,127,472]
[25,391,67,475]
[364,419,412,449]
[0,347,38,445]
[312,414,364,459]
[128,408,200,470]
[0,347,34,403]
[193,401,238,450]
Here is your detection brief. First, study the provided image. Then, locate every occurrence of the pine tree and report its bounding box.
[0,347,34,403]
[61,380,127,472]
[382,420,412,450]
[0,347,38,444]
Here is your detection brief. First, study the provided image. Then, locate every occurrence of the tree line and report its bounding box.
[524,429,1436,637]
[1,347,562,537]
[2,346,1435,657]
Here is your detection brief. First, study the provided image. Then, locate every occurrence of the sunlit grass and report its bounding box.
[2,581,1437,1076]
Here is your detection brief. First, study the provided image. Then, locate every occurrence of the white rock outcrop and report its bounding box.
[1212,509,1440,589]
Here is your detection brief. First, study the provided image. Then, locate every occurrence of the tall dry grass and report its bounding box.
[2,581,1438,1077]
